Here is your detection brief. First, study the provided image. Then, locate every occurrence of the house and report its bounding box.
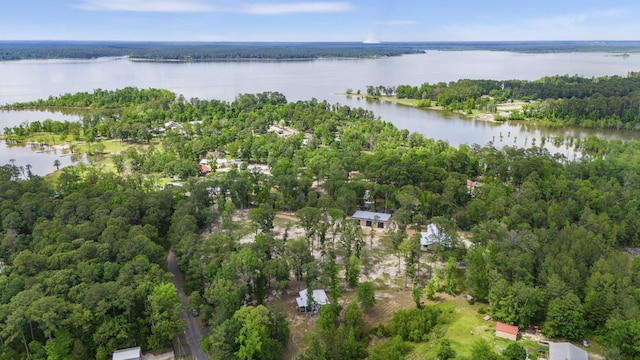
[351,210,392,229]
[548,342,588,360]
[247,164,270,175]
[467,179,480,196]
[296,289,330,312]
[164,120,181,130]
[495,321,519,341]
[199,163,212,175]
[215,158,229,169]
[420,223,452,251]
[112,347,141,360]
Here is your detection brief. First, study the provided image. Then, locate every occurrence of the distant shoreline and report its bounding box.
[335,92,505,123]
[3,40,640,62]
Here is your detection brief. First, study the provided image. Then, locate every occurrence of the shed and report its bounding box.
[419,223,452,251]
[549,342,588,360]
[296,289,330,312]
[112,347,141,360]
[495,321,518,341]
[351,210,392,229]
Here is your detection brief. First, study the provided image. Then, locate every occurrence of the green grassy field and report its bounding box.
[413,296,544,359]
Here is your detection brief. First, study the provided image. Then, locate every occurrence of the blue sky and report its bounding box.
[3,0,640,42]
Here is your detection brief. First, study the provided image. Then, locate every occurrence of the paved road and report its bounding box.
[167,247,209,360]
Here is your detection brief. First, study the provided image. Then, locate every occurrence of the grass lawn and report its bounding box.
[408,296,540,359]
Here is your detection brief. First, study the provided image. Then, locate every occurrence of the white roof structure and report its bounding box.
[420,223,452,248]
[112,347,141,360]
[296,289,330,308]
[351,210,392,222]
[549,342,588,360]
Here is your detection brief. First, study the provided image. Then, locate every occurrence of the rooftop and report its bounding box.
[112,347,141,360]
[296,289,330,308]
[351,210,391,222]
[495,321,519,335]
[549,342,588,360]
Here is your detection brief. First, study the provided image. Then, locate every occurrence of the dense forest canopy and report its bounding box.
[2,41,640,61]
[1,87,640,359]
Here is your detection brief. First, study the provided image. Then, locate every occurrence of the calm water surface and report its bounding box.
[2,51,640,173]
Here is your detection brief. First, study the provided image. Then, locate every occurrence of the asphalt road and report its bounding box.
[167,247,209,360]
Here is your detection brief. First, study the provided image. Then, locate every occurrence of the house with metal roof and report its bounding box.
[112,347,141,360]
[549,342,588,360]
[420,223,452,251]
[296,289,330,313]
[351,210,392,229]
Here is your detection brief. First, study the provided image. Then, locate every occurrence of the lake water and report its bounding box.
[2,51,640,174]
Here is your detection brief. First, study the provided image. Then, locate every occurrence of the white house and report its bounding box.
[112,347,141,360]
[296,289,330,313]
[420,223,452,251]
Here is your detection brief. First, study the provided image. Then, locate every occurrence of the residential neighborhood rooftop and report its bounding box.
[495,322,519,335]
[549,342,588,360]
[351,210,391,222]
[296,289,330,308]
[112,346,141,360]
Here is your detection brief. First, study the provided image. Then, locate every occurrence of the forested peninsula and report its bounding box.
[1,88,640,359]
[2,41,640,61]
[360,73,640,130]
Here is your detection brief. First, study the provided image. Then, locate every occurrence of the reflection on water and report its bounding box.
[0,140,86,177]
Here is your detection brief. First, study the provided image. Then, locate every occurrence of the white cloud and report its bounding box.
[438,7,631,41]
[243,2,354,15]
[74,0,214,12]
[74,0,354,15]
[529,8,627,28]
[374,20,418,26]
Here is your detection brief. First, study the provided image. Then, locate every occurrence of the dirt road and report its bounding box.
[167,247,209,360]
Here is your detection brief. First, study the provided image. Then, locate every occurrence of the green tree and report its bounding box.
[297,206,322,248]
[53,159,61,170]
[356,282,376,312]
[502,342,527,360]
[369,335,411,360]
[344,301,365,339]
[443,257,458,295]
[470,339,500,360]
[543,292,585,341]
[345,256,361,288]
[147,283,183,350]
[44,330,74,360]
[435,338,456,360]
[248,203,275,234]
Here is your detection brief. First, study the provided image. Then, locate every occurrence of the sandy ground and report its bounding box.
[142,352,176,360]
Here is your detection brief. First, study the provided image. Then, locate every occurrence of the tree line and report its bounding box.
[0,42,422,61]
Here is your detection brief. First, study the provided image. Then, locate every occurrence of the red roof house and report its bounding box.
[495,321,519,341]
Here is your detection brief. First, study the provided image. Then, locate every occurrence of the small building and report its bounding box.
[351,210,392,229]
[112,347,141,360]
[215,158,229,169]
[164,120,181,130]
[467,179,480,196]
[420,223,452,251]
[495,321,519,341]
[198,159,213,175]
[296,289,330,313]
[549,342,588,360]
